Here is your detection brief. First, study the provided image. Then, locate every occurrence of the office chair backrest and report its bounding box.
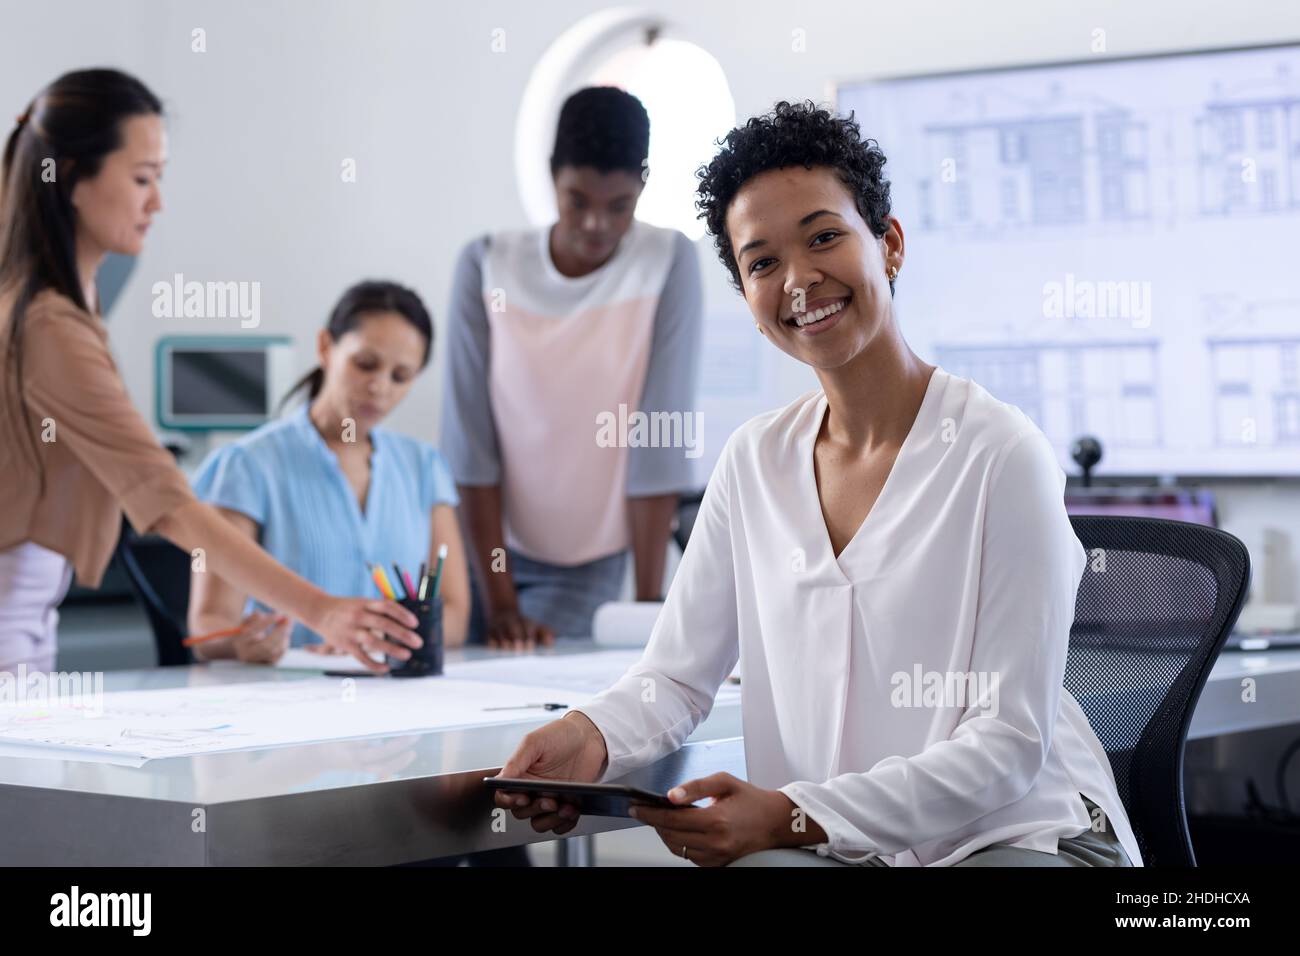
[1064,515,1250,867]
[113,520,194,666]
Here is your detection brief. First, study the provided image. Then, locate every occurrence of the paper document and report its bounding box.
[277,648,741,701]
[0,677,592,765]
[448,650,742,703]
[274,646,379,673]
[0,651,741,767]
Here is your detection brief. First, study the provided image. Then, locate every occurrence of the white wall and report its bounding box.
[3,0,1298,604]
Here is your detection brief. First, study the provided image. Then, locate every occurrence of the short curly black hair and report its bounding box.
[695,100,893,293]
[550,86,650,177]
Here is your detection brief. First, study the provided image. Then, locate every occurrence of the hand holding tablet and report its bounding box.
[491,711,615,834]
[484,778,685,818]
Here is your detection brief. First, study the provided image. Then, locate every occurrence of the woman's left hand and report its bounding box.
[629,772,806,867]
[226,611,292,664]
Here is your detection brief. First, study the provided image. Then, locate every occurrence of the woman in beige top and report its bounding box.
[0,68,421,673]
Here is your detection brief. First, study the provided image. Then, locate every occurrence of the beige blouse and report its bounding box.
[0,286,195,587]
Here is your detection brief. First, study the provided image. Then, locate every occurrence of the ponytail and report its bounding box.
[277,366,325,414]
[277,280,434,415]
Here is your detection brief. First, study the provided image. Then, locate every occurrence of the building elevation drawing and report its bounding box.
[840,44,1300,475]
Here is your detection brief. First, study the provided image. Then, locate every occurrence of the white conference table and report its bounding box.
[0,640,1295,866]
[0,640,743,866]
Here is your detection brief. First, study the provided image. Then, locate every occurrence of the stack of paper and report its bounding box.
[0,677,591,766]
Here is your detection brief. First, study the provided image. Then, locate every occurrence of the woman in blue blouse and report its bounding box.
[189,280,470,662]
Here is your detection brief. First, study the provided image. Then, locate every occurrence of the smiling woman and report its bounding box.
[494,100,1143,869]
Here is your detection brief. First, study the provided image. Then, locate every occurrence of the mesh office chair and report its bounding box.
[1064,515,1250,867]
[113,519,194,666]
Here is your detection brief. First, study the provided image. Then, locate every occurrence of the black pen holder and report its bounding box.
[388,596,443,677]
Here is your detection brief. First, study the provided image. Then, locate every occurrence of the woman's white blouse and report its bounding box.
[577,367,1143,867]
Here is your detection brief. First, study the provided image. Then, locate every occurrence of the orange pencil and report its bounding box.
[368,563,395,600]
[181,616,287,647]
[181,625,245,648]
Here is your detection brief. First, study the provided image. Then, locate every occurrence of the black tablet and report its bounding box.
[484,777,693,818]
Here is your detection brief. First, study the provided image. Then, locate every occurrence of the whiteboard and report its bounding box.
[838,43,1300,476]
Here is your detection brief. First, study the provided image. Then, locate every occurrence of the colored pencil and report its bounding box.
[369,563,395,600]
[182,616,288,647]
[181,624,245,647]
[430,543,448,600]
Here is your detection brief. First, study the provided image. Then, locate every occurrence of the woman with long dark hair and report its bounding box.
[0,68,420,673]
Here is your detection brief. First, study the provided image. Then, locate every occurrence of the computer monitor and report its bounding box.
[155,336,294,430]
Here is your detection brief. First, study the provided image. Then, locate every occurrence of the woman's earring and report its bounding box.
[755,323,764,335]
[887,266,899,281]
